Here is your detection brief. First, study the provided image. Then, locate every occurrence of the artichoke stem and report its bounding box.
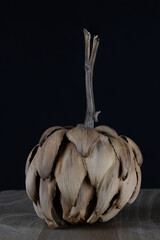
[83,29,100,128]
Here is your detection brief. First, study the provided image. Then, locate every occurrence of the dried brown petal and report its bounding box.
[99,205,120,222]
[66,125,100,157]
[100,149,138,222]
[122,136,143,166]
[25,144,39,175]
[36,129,67,179]
[25,158,39,204]
[116,166,137,208]
[33,202,44,219]
[68,177,94,222]
[39,177,59,228]
[60,194,72,223]
[39,126,62,146]
[55,142,87,208]
[128,159,141,204]
[87,159,119,223]
[109,136,131,179]
[95,125,118,137]
[85,134,116,188]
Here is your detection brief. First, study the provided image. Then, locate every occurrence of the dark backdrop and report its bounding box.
[1,0,160,190]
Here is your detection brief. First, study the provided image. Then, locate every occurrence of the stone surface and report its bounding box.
[0,189,160,240]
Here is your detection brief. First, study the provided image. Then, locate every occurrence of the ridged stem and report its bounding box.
[83,29,100,128]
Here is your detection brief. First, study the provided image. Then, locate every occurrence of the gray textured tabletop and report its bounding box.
[0,189,159,240]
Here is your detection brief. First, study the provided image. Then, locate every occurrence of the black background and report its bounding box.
[0,0,160,190]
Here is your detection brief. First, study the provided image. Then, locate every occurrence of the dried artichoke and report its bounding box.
[25,29,143,228]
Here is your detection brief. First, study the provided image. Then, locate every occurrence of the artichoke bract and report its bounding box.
[25,29,143,229]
